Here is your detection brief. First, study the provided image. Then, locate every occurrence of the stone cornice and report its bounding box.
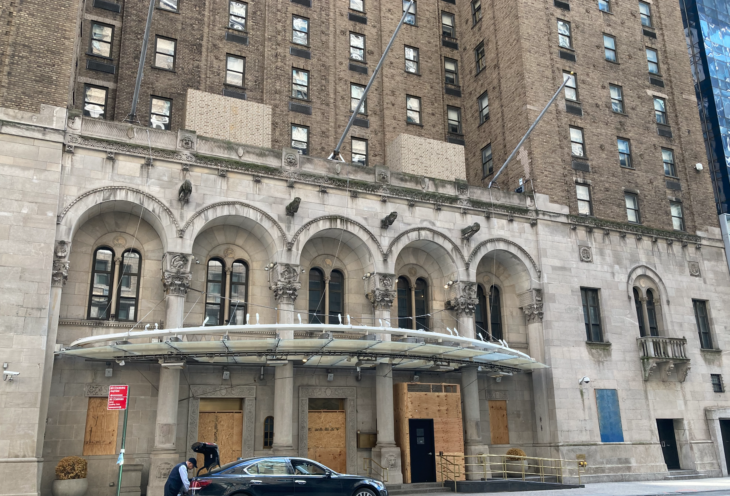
[568,215,703,245]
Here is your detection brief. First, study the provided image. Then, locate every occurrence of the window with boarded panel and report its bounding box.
[595,389,624,442]
[83,397,119,455]
[488,400,509,445]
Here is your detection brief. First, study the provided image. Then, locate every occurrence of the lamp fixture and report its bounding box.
[362,272,372,280]
[264,262,278,271]
[444,280,454,289]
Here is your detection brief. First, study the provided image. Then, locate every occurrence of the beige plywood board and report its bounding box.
[308,411,346,473]
[83,397,119,456]
[198,411,243,466]
[489,400,509,445]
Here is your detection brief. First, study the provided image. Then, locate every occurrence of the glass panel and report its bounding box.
[634,288,645,336]
[397,277,412,329]
[415,278,427,330]
[350,33,364,48]
[603,35,615,50]
[89,297,109,320]
[159,0,178,10]
[352,139,367,155]
[407,97,420,111]
[95,249,113,272]
[151,98,171,116]
[351,0,364,10]
[329,270,343,320]
[117,299,136,321]
[308,268,324,323]
[249,460,292,476]
[93,24,113,42]
[599,0,610,12]
[93,273,110,295]
[489,286,502,340]
[576,185,590,201]
[157,38,175,55]
[292,126,308,143]
[230,1,247,17]
[662,149,675,176]
[558,21,571,47]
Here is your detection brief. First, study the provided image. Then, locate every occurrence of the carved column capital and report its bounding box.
[365,274,397,310]
[445,282,478,316]
[522,303,544,323]
[269,263,302,303]
[162,252,193,296]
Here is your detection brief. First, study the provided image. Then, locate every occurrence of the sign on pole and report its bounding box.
[108,385,129,410]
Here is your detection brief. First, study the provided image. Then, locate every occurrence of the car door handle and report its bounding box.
[295,480,307,484]
[250,480,262,484]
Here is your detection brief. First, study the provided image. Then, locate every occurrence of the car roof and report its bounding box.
[207,456,328,475]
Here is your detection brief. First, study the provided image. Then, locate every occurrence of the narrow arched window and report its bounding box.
[415,278,428,331]
[475,285,488,340]
[646,289,659,336]
[117,250,141,322]
[205,259,225,325]
[634,288,646,337]
[328,270,344,323]
[229,260,248,325]
[397,276,412,329]
[263,416,274,449]
[489,285,503,340]
[308,268,325,323]
[89,247,115,320]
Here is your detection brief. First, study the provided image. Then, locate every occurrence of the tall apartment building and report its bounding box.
[1,0,730,495]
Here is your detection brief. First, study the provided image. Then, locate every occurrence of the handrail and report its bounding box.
[438,453,570,489]
[363,458,388,483]
[638,336,688,359]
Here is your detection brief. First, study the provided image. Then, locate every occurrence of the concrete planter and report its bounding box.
[505,459,527,478]
[52,478,88,496]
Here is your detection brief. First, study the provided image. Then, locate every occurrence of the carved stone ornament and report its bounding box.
[285,153,298,166]
[85,384,109,397]
[522,303,544,323]
[270,264,302,303]
[689,261,701,277]
[579,246,593,263]
[380,275,393,290]
[179,135,194,150]
[52,260,69,287]
[446,282,479,315]
[156,462,174,480]
[162,271,192,296]
[54,240,70,259]
[170,254,188,271]
[367,288,396,310]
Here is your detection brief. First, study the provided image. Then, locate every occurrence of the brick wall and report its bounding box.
[386,133,465,180]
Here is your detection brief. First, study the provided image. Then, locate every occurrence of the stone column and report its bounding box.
[223,267,232,323]
[461,366,490,479]
[366,274,396,339]
[148,253,192,496]
[410,284,417,330]
[446,282,478,340]
[109,256,122,319]
[371,363,403,483]
[269,263,301,455]
[640,296,652,337]
[324,276,330,324]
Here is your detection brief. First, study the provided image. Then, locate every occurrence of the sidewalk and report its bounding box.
[427,477,730,496]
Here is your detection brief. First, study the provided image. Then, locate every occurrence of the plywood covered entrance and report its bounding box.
[307,398,346,473]
[394,383,465,483]
[197,398,243,466]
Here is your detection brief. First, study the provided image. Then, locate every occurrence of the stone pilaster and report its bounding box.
[366,273,396,338]
[372,363,403,483]
[446,281,478,339]
[461,366,490,479]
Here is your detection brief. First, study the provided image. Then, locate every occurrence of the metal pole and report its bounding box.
[328,0,415,161]
[488,73,573,188]
[115,406,129,496]
[126,0,156,123]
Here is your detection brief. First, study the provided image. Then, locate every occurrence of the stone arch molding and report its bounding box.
[288,215,384,258]
[57,186,178,251]
[467,238,541,281]
[385,228,467,270]
[627,264,670,305]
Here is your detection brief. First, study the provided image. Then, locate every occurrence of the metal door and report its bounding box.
[719,420,730,474]
[656,419,681,470]
[408,419,436,483]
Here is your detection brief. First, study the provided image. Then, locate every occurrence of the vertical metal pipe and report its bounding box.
[127,0,156,123]
[329,0,415,160]
[115,406,129,496]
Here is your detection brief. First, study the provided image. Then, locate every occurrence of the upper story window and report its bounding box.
[693,300,713,349]
[292,125,309,155]
[292,68,309,100]
[617,138,632,168]
[150,96,172,130]
[625,193,640,223]
[646,48,659,74]
[712,374,725,393]
[308,268,325,323]
[205,259,225,325]
[403,0,416,25]
[226,55,245,87]
[662,148,676,177]
[350,83,366,114]
[670,201,684,231]
[405,46,419,74]
[598,0,610,12]
[633,288,646,337]
[158,0,178,12]
[558,20,572,49]
[581,288,603,342]
[83,85,108,119]
[610,84,623,113]
[406,95,421,124]
[475,41,486,74]
[447,106,462,134]
[471,0,482,24]
[414,278,429,331]
[263,417,274,449]
[229,260,248,325]
[563,72,577,101]
[229,1,247,31]
[350,33,365,61]
[639,1,652,27]
[442,12,455,38]
[570,126,585,157]
[654,97,667,125]
[397,276,412,329]
[88,247,114,320]
[603,35,616,62]
[576,183,592,215]
[445,58,458,85]
[475,285,502,341]
[478,91,489,123]
[90,23,113,58]
[117,250,141,322]
[482,144,493,177]
[352,137,367,166]
[154,36,176,70]
[293,16,309,45]
[328,270,344,323]
[350,0,364,12]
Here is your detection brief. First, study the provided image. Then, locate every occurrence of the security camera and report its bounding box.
[579,376,590,385]
[3,371,19,381]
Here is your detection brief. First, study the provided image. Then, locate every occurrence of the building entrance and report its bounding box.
[656,419,681,470]
[408,419,436,483]
[308,398,347,473]
[198,398,243,466]
[719,420,730,474]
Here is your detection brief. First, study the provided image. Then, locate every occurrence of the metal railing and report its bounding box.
[363,458,389,483]
[638,336,688,359]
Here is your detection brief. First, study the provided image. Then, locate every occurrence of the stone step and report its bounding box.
[664,470,708,480]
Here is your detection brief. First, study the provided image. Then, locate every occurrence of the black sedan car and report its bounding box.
[190,456,387,496]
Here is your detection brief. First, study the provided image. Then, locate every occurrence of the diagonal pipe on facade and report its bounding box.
[329,0,416,161]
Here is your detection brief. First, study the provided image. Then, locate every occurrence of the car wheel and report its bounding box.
[353,488,377,496]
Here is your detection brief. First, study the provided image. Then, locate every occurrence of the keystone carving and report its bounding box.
[270,264,302,303]
[446,282,478,315]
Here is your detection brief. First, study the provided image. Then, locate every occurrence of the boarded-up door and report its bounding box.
[308,410,346,473]
[488,400,509,445]
[83,397,119,455]
[198,398,243,467]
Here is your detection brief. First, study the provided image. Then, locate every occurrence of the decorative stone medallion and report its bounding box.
[224,248,235,258]
[579,246,593,263]
[689,261,701,277]
[113,235,127,248]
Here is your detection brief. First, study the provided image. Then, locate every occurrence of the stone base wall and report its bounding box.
[386,134,466,181]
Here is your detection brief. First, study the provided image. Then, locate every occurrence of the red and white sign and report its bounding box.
[108,385,129,410]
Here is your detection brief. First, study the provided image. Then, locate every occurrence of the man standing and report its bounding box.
[164,458,197,496]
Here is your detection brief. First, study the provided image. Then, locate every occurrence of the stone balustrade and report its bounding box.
[638,336,691,382]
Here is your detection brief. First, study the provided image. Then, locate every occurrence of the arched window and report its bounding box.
[308,268,325,323]
[415,278,428,330]
[229,260,248,325]
[646,289,659,336]
[205,259,225,325]
[328,270,344,323]
[263,416,274,449]
[489,285,503,341]
[88,247,114,320]
[117,250,141,322]
[634,288,646,337]
[397,276,412,329]
[475,285,488,340]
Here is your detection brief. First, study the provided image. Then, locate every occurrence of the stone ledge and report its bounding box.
[585,341,612,348]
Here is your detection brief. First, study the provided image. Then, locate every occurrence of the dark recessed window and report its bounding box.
[471,0,482,24]
[350,83,366,114]
[406,95,421,124]
[598,0,610,13]
[88,247,114,320]
[662,148,676,177]
[158,0,178,12]
[205,259,224,325]
[264,416,274,448]
[352,137,367,166]
[83,85,108,119]
[558,20,572,49]
[625,193,640,224]
[350,32,365,61]
[229,1,247,31]
[403,0,416,25]
[670,201,684,231]
[442,11,455,38]
[478,91,489,123]
[654,97,667,125]
[447,106,462,134]
[154,36,176,70]
[229,260,248,324]
[292,125,309,155]
[640,1,652,27]
[610,84,623,113]
[570,126,585,157]
[482,144,493,177]
[90,23,113,58]
[405,46,419,74]
[445,58,458,85]
[475,41,486,73]
[617,138,632,168]
[712,374,724,393]
[563,72,577,101]
[581,288,603,342]
[150,96,172,130]
[350,0,364,12]
[647,48,659,74]
[293,16,309,45]
[693,300,712,349]
[576,184,592,215]
[292,68,309,100]
[308,268,325,323]
[226,55,245,86]
[603,34,617,62]
[117,250,141,322]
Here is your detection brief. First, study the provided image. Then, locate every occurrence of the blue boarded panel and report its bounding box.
[596,389,624,443]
